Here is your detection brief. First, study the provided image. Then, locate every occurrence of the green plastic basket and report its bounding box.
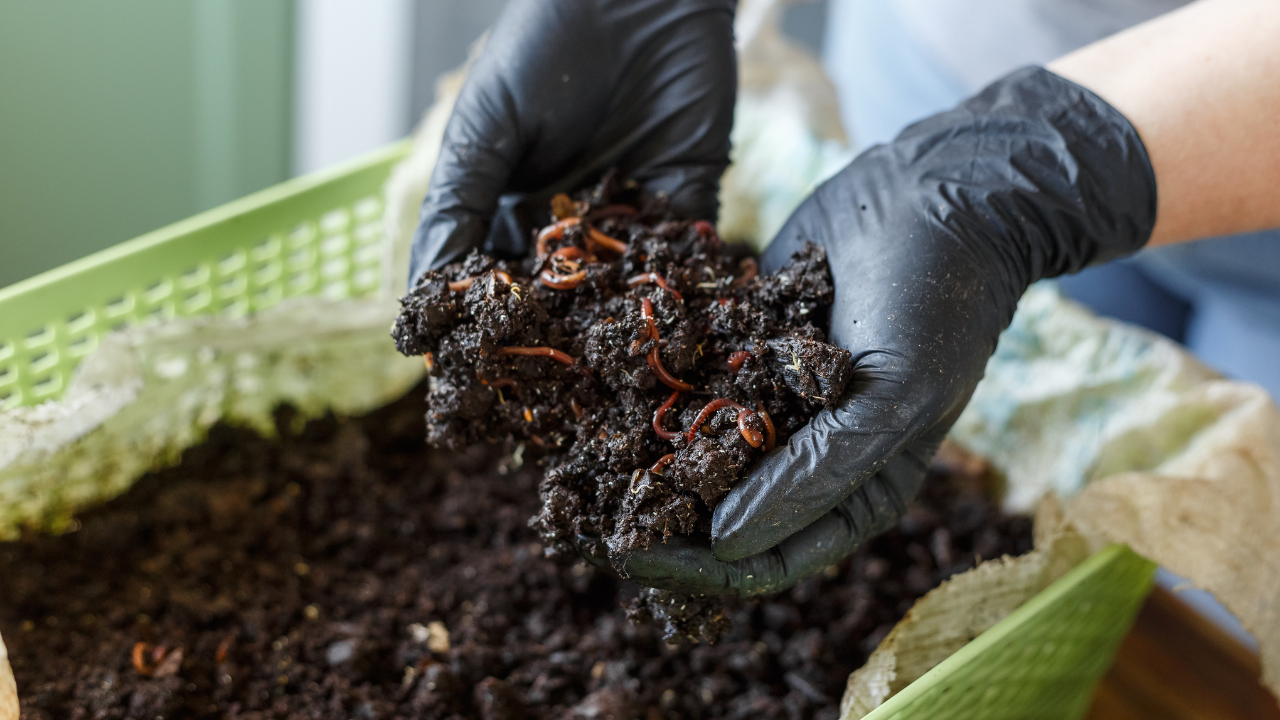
[0,140,410,410]
[0,141,1156,718]
[863,544,1155,720]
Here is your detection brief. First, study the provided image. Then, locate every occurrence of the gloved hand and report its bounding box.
[407,0,736,287]
[610,66,1158,596]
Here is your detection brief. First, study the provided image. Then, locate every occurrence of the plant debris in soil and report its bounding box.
[0,389,1032,720]
[392,179,853,571]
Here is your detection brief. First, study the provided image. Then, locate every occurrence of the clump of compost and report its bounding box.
[392,179,852,571]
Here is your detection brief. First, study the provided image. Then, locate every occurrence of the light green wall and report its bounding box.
[0,0,293,288]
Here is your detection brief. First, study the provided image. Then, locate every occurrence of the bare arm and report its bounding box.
[1049,0,1280,247]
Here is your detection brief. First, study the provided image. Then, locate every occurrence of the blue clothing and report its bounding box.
[823,0,1280,399]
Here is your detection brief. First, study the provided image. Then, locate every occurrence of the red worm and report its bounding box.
[449,270,512,292]
[727,351,752,373]
[540,269,587,289]
[536,217,581,257]
[540,246,595,290]
[649,453,676,475]
[759,407,776,452]
[484,378,519,389]
[627,272,683,301]
[585,204,637,223]
[641,298,659,340]
[731,257,758,288]
[586,226,628,254]
[649,350,692,391]
[132,643,171,676]
[642,299,693,391]
[550,246,592,266]
[736,410,764,448]
[652,390,681,441]
[497,346,576,366]
[684,398,749,443]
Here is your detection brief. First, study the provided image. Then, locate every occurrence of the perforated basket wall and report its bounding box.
[863,544,1155,720]
[0,141,410,410]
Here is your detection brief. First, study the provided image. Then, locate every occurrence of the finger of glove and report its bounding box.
[620,9,736,222]
[409,0,608,285]
[617,471,923,596]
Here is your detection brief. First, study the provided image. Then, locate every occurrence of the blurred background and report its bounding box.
[0,0,826,289]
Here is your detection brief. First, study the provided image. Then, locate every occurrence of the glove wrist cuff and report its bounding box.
[896,66,1158,295]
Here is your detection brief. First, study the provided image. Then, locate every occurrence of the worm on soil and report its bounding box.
[540,246,594,289]
[536,217,581,257]
[449,270,512,293]
[540,269,588,290]
[649,453,676,475]
[641,298,694,391]
[132,643,175,676]
[652,390,681,441]
[759,407,776,452]
[627,272,683,301]
[497,346,576,366]
[684,398,765,448]
[586,226,627,255]
[736,409,764,448]
[727,351,752,373]
[215,637,233,665]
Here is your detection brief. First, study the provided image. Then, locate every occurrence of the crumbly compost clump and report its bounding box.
[392,180,852,563]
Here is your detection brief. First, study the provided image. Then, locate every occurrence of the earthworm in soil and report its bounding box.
[627,272,683,301]
[641,298,693,391]
[727,351,753,373]
[685,398,764,448]
[652,390,681,441]
[649,453,676,475]
[448,270,512,293]
[759,407,777,452]
[536,217,581,257]
[540,269,588,290]
[497,346,577,366]
[586,226,627,255]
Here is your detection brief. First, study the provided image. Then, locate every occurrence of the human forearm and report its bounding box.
[1049,0,1280,246]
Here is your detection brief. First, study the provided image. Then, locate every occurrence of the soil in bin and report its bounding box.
[0,389,1032,720]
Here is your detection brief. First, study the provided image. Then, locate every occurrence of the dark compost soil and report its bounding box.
[391,181,854,563]
[0,389,1032,720]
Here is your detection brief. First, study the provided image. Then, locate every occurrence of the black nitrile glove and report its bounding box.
[407,0,737,287]
[611,66,1158,596]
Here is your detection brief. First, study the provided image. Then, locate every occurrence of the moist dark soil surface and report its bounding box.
[392,180,853,562]
[0,389,1032,720]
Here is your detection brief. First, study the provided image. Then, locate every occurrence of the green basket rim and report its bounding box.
[865,543,1155,717]
[0,139,412,302]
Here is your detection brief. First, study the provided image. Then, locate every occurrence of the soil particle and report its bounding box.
[0,389,1031,719]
